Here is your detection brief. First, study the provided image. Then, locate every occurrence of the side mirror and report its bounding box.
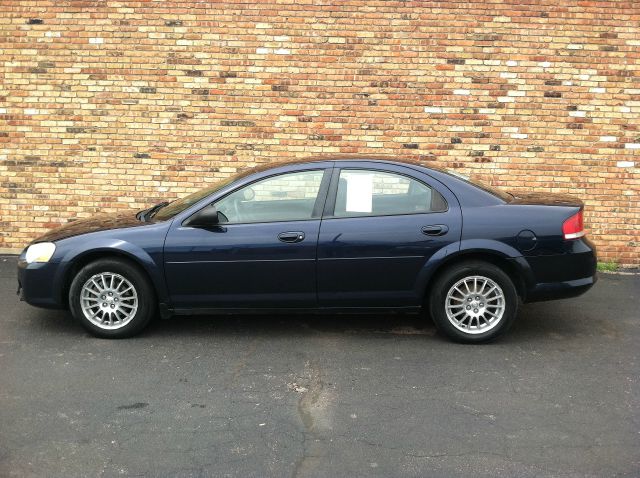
[185,205,220,227]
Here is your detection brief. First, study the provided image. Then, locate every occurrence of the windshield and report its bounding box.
[153,177,237,221]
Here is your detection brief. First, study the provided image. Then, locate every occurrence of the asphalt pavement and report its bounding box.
[0,255,638,477]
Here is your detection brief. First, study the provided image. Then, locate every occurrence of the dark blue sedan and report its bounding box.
[17,158,597,342]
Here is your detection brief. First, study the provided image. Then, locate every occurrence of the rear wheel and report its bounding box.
[69,258,156,338]
[429,261,518,343]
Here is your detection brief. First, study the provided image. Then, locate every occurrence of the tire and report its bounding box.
[68,258,156,338]
[428,260,518,343]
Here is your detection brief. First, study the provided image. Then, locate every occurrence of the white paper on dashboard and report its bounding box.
[345,173,373,213]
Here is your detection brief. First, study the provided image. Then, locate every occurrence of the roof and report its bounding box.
[237,155,444,176]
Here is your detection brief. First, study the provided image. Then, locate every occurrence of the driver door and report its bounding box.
[163,168,331,310]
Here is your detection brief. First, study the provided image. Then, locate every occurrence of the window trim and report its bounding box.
[182,168,332,227]
[322,167,449,220]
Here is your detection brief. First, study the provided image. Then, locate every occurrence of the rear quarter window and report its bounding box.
[444,169,512,202]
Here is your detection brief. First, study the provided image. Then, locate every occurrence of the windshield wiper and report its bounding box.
[137,201,169,222]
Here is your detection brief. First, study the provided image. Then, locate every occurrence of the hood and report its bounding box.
[32,212,151,243]
[507,191,583,208]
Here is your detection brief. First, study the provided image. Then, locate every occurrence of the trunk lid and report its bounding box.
[507,191,583,208]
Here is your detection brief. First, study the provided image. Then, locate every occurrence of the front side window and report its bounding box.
[333,169,447,217]
[215,170,325,223]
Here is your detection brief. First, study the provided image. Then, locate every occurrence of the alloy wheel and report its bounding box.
[79,272,138,330]
[444,275,506,334]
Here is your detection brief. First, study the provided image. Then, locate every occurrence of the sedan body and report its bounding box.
[17,158,597,342]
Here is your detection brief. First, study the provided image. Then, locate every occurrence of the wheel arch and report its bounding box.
[60,247,166,309]
[420,247,533,304]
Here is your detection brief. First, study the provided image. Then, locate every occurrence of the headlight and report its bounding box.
[25,242,56,264]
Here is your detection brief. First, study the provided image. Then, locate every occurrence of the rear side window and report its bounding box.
[333,169,447,217]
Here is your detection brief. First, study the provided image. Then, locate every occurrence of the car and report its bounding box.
[17,158,597,343]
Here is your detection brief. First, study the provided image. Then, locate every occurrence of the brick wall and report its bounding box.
[0,0,638,265]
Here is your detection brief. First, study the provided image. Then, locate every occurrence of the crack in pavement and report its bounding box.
[292,360,329,478]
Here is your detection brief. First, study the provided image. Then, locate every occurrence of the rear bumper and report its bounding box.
[526,274,597,302]
[520,237,598,303]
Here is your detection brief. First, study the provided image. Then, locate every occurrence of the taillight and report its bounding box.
[563,210,585,240]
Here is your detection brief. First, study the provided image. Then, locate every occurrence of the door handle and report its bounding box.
[278,231,305,243]
[421,225,449,236]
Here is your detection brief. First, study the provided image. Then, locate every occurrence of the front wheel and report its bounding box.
[68,258,156,338]
[429,261,518,343]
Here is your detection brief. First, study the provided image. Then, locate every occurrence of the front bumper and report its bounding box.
[17,256,65,309]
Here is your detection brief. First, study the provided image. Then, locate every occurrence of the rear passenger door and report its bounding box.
[317,163,461,308]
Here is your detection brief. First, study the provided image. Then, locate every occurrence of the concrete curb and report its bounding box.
[0,248,21,255]
[599,269,640,276]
